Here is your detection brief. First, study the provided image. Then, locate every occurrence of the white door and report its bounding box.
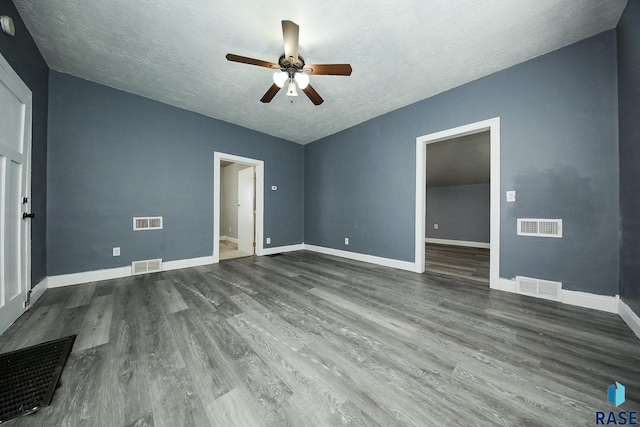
[237,166,255,254]
[0,54,32,334]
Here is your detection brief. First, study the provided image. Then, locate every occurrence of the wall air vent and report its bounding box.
[517,218,562,238]
[515,276,562,302]
[133,216,163,231]
[131,258,162,275]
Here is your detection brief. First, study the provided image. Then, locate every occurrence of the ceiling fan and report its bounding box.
[226,20,352,106]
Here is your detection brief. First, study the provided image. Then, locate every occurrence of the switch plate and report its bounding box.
[113,247,120,256]
[266,237,271,244]
[271,186,277,191]
[434,224,439,229]
[506,190,516,202]
[344,237,349,245]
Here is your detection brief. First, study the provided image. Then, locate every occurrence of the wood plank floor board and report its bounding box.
[63,281,96,308]
[154,279,189,314]
[73,294,114,352]
[2,249,639,426]
[227,313,379,426]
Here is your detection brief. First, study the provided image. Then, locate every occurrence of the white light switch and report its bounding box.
[271,186,278,191]
[506,191,516,202]
[113,247,120,256]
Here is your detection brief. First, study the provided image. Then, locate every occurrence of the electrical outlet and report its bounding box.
[434,224,438,229]
[113,247,120,256]
[266,237,271,244]
[228,227,232,232]
[344,237,349,245]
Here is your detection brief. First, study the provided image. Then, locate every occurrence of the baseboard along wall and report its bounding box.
[33,245,640,339]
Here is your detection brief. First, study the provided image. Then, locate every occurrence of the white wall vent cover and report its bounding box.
[132,258,163,275]
[517,218,562,238]
[133,216,163,231]
[515,276,562,302]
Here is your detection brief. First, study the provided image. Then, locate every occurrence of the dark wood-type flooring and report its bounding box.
[425,243,490,283]
[0,250,638,426]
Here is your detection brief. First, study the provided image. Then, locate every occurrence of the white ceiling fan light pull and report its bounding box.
[286,79,298,96]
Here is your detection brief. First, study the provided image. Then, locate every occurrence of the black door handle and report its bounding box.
[22,213,35,219]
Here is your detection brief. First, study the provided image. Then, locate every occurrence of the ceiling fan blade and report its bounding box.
[306,64,352,76]
[260,83,281,103]
[226,53,279,69]
[282,20,299,64]
[302,84,324,105]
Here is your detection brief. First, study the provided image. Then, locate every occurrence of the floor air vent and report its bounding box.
[517,218,562,238]
[516,276,562,301]
[132,258,162,275]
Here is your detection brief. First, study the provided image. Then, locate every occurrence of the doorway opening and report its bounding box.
[415,118,500,288]
[213,153,264,263]
[425,131,490,283]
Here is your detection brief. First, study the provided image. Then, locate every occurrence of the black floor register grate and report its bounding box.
[0,335,75,423]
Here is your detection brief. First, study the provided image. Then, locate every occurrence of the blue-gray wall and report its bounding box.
[426,184,489,243]
[0,0,48,286]
[305,30,619,295]
[47,71,303,275]
[618,0,640,316]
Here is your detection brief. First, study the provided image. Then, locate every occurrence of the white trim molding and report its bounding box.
[163,256,213,271]
[561,289,618,314]
[262,244,305,256]
[304,244,418,272]
[220,236,239,244]
[493,277,619,314]
[28,278,48,308]
[416,117,500,286]
[425,238,490,249]
[47,256,213,288]
[47,266,132,288]
[618,299,640,339]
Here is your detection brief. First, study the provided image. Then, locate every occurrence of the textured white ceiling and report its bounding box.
[13,0,627,144]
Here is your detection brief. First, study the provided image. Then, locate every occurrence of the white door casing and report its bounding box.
[415,117,500,288]
[0,53,32,334]
[237,166,255,254]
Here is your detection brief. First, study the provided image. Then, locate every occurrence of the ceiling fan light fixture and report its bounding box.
[286,79,298,97]
[294,72,309,89]
[272,71,288,88]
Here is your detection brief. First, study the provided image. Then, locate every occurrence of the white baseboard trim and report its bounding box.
[425,238,490,249]
[47,256,213,288]
[28,278,48,308]
[164,256,213,271]
[491,278,619,314]
[220,235,238,244]
[304,244,418,272]
[618,299,640,339]
[261,244,305,256]
[47,266,131,288]
[561,289,618,313]
[490,278,517,293]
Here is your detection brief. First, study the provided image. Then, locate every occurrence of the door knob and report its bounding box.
[22,212,35,219]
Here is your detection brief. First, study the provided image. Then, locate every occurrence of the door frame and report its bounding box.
[213,152,264,263]
[415,117,500,288]
[0,52,33,333]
